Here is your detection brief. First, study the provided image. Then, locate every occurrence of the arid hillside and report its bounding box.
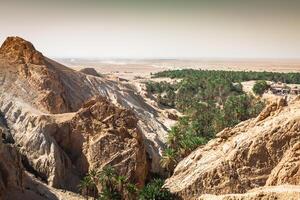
[1,36,300,200]
[0,36,178,174]
[0,36,176,199]
[164,97,300,199]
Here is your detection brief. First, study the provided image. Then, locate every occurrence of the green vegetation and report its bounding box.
[252,80,269,96]
[139,179,176,200]
[160,147,178,175]
[79,69,300,199]
[79,166,174,200]
[78,176,93,200]
[152,69,300,83]
[145,69,300,173]
[146,81,176,107]
[79,166,138,200]
[150,69,300,174]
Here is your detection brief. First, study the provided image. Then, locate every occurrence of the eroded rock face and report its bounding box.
[0,136,24,200]
[164,98,300,199]
[0,137,85,200]
[0,37,168,173]
[0,95,148,193]
[0,36,152,198]
[0,36,44,65]
[53,97,148,188]
[266,142,300,186]
[1,121,81,200]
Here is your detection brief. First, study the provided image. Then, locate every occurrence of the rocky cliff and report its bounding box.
[0,128,23,199]
[0,119,85,200]
[0,36,169,177]
[0,36,165,198]
[0,95,148,191]
[164,98,300,199]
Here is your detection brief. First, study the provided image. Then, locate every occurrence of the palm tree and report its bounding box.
[115,175,126,194]
[160,148,177,176]
[98,188,113,200]
[98,165,117,187]
[78,176,92,200]
[167,127,181,148]
[88,169,98,199]
[125,183,137,199]
[97,165,120,199]
[178,142,189,157]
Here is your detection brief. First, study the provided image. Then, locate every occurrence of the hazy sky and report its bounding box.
[1,0,300,59]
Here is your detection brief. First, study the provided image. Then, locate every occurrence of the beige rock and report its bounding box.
[53,97,148,189]
[199,185,300,200]
[0,95,148,193]
[165,99,300,199]
[0,36,168,174]
[266,142,300,185]
[256,97,286,122]
[0,123,84,200]
[0,138,24,200]
[0,37,152,198]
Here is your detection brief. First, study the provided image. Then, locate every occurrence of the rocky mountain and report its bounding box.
[164,97,300,199]
[0,36,171,199]
[2,36,300,200]
[0,36,171,170]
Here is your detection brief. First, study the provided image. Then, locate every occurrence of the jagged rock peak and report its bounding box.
[0,36,44,65]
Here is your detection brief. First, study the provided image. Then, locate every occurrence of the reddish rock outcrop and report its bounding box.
[0,36,44,65]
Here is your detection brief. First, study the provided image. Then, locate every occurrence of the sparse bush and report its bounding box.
[252,80,269,96]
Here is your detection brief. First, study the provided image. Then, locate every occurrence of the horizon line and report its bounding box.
[53,57,300,61]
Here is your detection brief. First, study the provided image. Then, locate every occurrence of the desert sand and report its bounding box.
[58,58,300,80]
